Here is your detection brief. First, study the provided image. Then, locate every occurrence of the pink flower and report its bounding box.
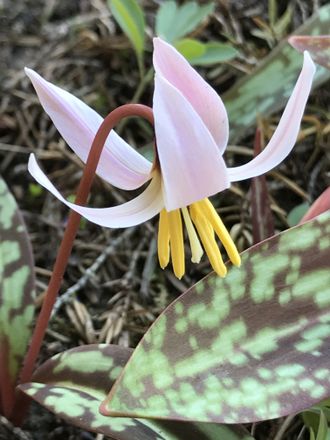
[27,38,315,278]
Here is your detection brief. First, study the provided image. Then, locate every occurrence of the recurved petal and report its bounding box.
[25,68,152,190]
[28,154,163,227]
[153,37,229,154]
[154,74,230,211]
[227,51,316,182]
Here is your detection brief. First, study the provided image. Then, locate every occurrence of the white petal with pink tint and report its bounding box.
[227,51,316,182]
[154,74,230,211]
[153,38,229,154]
[25,68,152,190]
[28,154,163,227]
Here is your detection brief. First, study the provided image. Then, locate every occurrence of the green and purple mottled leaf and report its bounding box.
[20,344,254,440]
[103,212,330,423]
[0,176,35,418]
[223,4,330,142]
[289,35,330,70]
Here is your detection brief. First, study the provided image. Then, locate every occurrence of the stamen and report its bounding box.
[190,204,227,277]
[167,209,185,279]
[158,209,170,269]
[199,198,241,267]
[181,207,204,263]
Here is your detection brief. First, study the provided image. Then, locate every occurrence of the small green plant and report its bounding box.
[108,0,238,70]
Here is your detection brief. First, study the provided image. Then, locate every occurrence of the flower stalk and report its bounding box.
[15,104,154,409]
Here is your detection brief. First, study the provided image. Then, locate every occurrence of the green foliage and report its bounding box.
[108,0,237,72]
[304,408,330,440]
[20,344,254,440]
[28,183,43,197]
[0,176,35,418]
[155,1,214,44]
[251,2,292,47]
[223,4,330,141]
[108,0,145,68]
[287,202,310,227]
[314,411,329,440]
[175,39,238,65]
[102,212,330,423]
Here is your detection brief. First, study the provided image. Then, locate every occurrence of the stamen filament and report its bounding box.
[181,207,204,263]
[199,199,241,267]
[190,204,227,277]
[158,209,170,269]
[167,209,185,279]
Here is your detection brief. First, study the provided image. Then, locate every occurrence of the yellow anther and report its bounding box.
[198,198,241,267]
[190,204,227,277]
[158,209,170,269]
[167,209,185,279]
[181,207,203,263]
[157,198,240,278]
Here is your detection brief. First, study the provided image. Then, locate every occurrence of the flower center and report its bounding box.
[157,198,241,279]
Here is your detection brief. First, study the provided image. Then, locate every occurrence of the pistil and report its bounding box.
[181,207,203,263]
[157,209,170,269]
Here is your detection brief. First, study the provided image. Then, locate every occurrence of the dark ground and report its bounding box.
[0,0,329,438]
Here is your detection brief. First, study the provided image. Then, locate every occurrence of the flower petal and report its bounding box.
[153,37,229,153]
[154,74,230,211]
[25,68,152,190]
[227,51,316,182]
[28,154,163,227]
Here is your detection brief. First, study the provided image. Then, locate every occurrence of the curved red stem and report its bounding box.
[13,104,154,421]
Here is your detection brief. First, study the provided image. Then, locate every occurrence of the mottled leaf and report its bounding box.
[155,1,214,44]
[103,212,330,423]
[0,176,35,418]
[175,38,238,65]
[20,344,253,440]
[289,35,330,70]
[223,5,330,141]
[250,129,275,243]
[108,0,145,62]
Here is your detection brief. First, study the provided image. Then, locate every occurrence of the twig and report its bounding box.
[0,415,32,440]
[273,414,296,440]
[52,227,136,316]
[296,425,307,440]
[123,234,149,282]
[250,422,258,437]
[140,236,157,298]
